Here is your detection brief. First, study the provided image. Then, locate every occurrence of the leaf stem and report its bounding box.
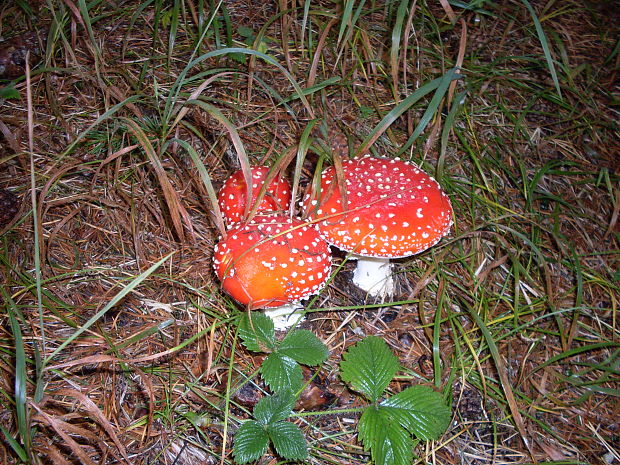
[294,406,368,418]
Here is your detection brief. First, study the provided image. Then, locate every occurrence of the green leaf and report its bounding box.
[229,52,247,64]
[381,385,451,441]
[233,420,269,464]
[238,312,276,353]
[340,336,400,402]
[261,353,303,393]
[0,85,20,99]
[279,329,329,366]
[358,407,414,465]
[237,25,254,38]
[253,391,296,425]
[268,421,308,461]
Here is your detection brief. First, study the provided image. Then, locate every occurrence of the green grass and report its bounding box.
[0,0,618,464]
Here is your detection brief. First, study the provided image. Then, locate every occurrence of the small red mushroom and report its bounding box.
[213,214,332,328]
[304,155,452,296]
[218,166,291,227]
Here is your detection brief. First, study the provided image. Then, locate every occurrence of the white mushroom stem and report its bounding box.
[352,255,394,298]
[263,303,306,331]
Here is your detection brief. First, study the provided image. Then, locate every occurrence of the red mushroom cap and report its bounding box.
[304,155,452,258]
[218,166,292,227]
[213,215,331,309]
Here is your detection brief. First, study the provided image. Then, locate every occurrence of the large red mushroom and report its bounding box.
[213,214,331,328]
[304,155,452,296]
[218,166,291,227]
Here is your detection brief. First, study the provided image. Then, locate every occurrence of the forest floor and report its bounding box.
[0,0,618,464]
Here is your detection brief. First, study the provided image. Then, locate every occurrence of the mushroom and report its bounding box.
[213,214,331,329]
[218,166,291,227]
[304,155,452,297]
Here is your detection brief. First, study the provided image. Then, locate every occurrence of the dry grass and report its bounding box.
[0,0,618,464]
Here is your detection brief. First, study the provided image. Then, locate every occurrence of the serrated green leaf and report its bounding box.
[358,407,414,465]
[238,312,276,352]
[340,336,400,402]
[268,421,308,460]
[279,329,329,366]
[261,353,303,393]
[233,420,269,464]
[253,391,296,425]
[381,385,451,440]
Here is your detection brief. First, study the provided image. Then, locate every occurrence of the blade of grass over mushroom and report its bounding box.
[42,252,175,366]
[519,0,563,100]
[290,119,320,217]
[246,148,297,222]
[354,71,460,157]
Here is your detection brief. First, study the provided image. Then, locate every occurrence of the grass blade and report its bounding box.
[390,0,410,94]
[168,137,226,236]
[0,424,28,462]
[123,117,191,242]
[355,70,460,156]
[43,252,175,365]
[2,289,32,460]
[462,298,537,461]
[519,0,563,100]
[398,68,458,156]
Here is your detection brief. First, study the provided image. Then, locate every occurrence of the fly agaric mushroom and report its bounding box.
[213,214,331,329]
[218,166,291,227]
[304,155,452,297]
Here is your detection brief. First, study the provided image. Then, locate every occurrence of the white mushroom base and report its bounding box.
[352,256,394,298]
[263,303,306,331]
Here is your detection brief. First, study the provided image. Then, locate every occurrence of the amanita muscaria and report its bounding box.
[304,155,453,296]
[213,214,331,329]
[218,166,291,227]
